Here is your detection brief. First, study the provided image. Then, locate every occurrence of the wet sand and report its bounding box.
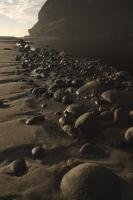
[0,41,132,200]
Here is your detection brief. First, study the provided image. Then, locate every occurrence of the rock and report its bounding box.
[75,112,99,133]
[32,146,46,159]
[79,143,105,158]
[114,71,133,81]
[62,125,74,137]
[54,89,64,102]
[101,89,133,106]
[61,163,121,200]
[41,103,47,109]
[31,87,46,97]
[129,110,133,121]
[104,128,125,147]
[76,79,102,96]
[26,115,45,125]
[59,115,73,127]
[62,94,72,105]
[71,79,83,88]
[65,104,87,117]
[10,159,27,176]
[124,127,133,144]
[113,108,129,125]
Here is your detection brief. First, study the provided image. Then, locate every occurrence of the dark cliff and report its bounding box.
[29,0,133,69]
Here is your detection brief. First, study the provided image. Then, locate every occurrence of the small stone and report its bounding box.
[59,115,73,127]
[61,163,121,200]
[41,103,47,109]
[32,146,46,159]
[54,89,64,102]
[62,95,72,105]
[26,115,45,125]
[10,159,27,176]
[124,127,133,144]
[62,125,74,137]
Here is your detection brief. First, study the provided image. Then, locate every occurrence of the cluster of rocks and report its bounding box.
[15,40,132,199]
[16,40,133,147]
[9,145,47,176]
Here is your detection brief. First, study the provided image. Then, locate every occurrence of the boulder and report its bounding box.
[61,163,121,200]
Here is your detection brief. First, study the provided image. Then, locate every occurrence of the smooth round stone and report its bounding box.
[101,89,133,106]
[10,159,27,176]
[32,146,46,159]
[79,143,105,158]
[26,115,45,125]
[65,104,87,117]
[75,112,98,133]
[125,127,133,144]
[62,94,72,105]
[61,163,121,200]
[59,115,72,127]
[76,79,102,96]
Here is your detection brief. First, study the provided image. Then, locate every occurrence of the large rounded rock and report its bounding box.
[65,104,87,117]
[76,79,102,96]
[75,112,98,133]
[101,89,133,106]
[61,163,121,200]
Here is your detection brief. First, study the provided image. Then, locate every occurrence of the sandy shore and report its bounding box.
[0,41,132,200]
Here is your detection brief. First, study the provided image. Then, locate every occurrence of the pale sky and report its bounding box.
[0,0,46,36]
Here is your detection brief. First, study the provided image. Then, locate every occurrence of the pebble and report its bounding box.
[61,163,121,200]
[26,115,45,125]
[32,146,46,159]
[124,127,133,144]
[10,159,27,176]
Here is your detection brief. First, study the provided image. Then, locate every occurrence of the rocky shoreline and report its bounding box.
[0,40,132,199]
[13,40,132,199]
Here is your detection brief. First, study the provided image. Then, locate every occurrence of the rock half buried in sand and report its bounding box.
[26,115,45,125]
[75,112,98,134]
[79,143,105,158]
[101,89,133,106]
[76,79,102,96]
[124,127,133,144]
[32,146,46,159]
[65,104,87,117]
[61,163,121,200]
[10,159,28,176]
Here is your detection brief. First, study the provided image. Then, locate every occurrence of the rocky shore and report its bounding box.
[0,40,132,200]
